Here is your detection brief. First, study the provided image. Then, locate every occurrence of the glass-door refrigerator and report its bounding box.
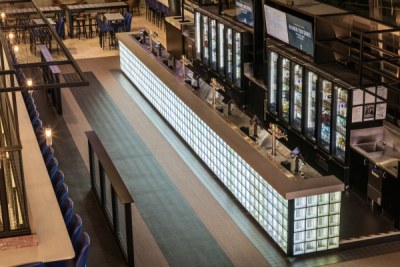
[218,22,225,76]
[202,15,209,66]
[268,51,278,116]
[305,71,317,141]
[234,32,241,88]
[195,12,201,61]
[291,64,303,132]
[279,57,290,123]
[318,79,333,152]
[333,85,348,162]
[210,19,217,71]
[226,28,233,82]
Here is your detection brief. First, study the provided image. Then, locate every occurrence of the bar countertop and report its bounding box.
[117,32,344,200]
[0,93,74,266]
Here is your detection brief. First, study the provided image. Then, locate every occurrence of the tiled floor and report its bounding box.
[31,5,400,267]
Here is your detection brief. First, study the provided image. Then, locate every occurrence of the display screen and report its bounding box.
[235,0,254,26]
[264,5,314,56]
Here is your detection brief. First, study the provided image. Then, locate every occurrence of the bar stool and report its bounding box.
[81,12,92,38]
[75,16,87,39]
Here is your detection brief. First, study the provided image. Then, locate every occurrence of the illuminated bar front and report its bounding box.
[117,33,344,255]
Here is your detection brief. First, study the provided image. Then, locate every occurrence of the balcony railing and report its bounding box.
[86,130,135,267]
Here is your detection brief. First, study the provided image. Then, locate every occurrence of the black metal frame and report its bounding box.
[0,0,89,93]
[86,131,135,267]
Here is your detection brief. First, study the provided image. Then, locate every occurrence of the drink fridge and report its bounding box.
[195,9,250,90]
[266,48,351,163]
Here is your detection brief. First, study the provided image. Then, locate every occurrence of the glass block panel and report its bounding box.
[317,216,328,228]
[305,241,316,253]
[93,153,101,199]
[318,193,329,205]
[306,206,317,218]
[104,175,113,225]
[328,237,339,249]
[119,44,301,255]
[117,198,128,259]
[293,243,305,255]
[305,229,316,241]
[295,197,306,208]
[329,203,341,214]
[294,208,305,220]
[318,204,329,216]
[329,214,340,226]
[306,195,318,206]
[329,226,339,237]
[294,220,305,232]
[317,227,328,239]
[294,231,305,243]
[317,239,328,251]
[330,192,341,202]
[306,218,317,230]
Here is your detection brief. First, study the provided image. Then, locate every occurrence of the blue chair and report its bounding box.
[52,170,65,189]
[47,232,90,267]
[68,214,82,244]
[60,197,74,226]
[97,16,115,49]
[115,12,132,32]
[27,102,37,115]
[30,111,40,127]
[24,94,34,105]
[44,146,55,167]
[47,157,59,180]
[124,13,132,32]
[74,232,90,267]
[55,181,68,205]
[17,262,44,267]
[56,16,65,39]
[33,118,43,134]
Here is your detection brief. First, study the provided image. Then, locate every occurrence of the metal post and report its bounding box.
[125,204,134,267]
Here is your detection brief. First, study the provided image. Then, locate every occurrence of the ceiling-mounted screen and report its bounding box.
[264,5,314,56]
[235,0,254,26]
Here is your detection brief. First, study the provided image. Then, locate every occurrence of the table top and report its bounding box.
[33,18,56,25]
[66,2,128,11]
[0,93,74,266]
[4,6,62,14]
[157,0,169,7]
[104,12,124,22]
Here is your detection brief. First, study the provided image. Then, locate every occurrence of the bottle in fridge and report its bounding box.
[305,71,317,141]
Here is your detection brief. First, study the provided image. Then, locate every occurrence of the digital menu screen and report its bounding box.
[264,5,314,56]
[235,0,254,27]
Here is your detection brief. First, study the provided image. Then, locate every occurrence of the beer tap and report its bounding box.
[269,123,288,156]
[210,78,224,107]
[180,55,192,81]
[149,30,158,53]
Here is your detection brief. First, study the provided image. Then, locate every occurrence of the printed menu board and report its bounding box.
[352,106,363,123]
[236,0,254,26]
[264,5,289,43]
[375,103,387,120]
[264,5,314,56]
[352,89,363,106]
[363,104,375,121]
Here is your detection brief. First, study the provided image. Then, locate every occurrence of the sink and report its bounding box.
[354,142,386,153]
[379,159,399,177]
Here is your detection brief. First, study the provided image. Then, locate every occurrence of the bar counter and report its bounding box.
[117,32,344,255]
[0,93,74,266]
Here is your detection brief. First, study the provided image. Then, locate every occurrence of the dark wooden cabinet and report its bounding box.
[349,148,369,196]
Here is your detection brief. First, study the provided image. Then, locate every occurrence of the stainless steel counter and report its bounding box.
[351,124,400,178]
[117,32,344,200]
